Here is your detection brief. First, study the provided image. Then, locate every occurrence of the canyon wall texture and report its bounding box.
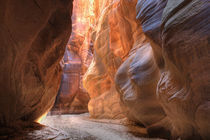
[160,0,210,139]
[83,2,125,119]
[136,0,210,139]
[0,0,73,126]
[1,0,209,139]
[83,0,210,139]
[115,0,166,129]
[83,0,139,119]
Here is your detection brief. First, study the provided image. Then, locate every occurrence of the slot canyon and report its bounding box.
[0,0,209,139]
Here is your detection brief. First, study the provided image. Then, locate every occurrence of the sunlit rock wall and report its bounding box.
[84,0,210,139]
[83,0,164,122]
[0,0,73,126]
[83,2,124,119]
[83,0,134,119]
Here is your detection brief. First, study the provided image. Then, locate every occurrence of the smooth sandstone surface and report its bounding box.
[84,1,210,138]
[115,44,165,127]
[0,0,73,126]
[115,0,167,131]
[83,0,143,119]
[83,1,125,119]
[136,0,210,139]
[159,0,210,139]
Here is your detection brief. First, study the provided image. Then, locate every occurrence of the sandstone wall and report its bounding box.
[83,3,124,118]
[114,1,169,138]
[160,0,210,139]
[0,0,73,126]
[83,0,210,139]
[136,0,210,139]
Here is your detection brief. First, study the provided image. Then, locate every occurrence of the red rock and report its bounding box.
[0,0,73,126]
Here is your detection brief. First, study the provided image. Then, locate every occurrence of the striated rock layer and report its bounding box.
[159,0,210,139]
[114,0,167,133]
[136,0,210,139]
[83,1,120,119]
[135,0,169,131]
[0,0,73,126]
[83,0,140,119]
[81,0,209,138]
[86,0,210,138]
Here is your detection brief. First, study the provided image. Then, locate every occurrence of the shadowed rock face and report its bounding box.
[115,43,166,127]
[159,0,210,139]
[0,0,73,126]
[52,47,84,114]
[115,0,166,129]
[137,0,210,139]
[52,39,91,114]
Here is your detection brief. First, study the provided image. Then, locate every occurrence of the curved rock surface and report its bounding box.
[114,1,167,136]
[83,1,124,119]
[52,35,91,114]
[115,43,165,127]
[159,0,210,139]
[136,0,210,139]
[0,0,73,126]
[83,0,141,119]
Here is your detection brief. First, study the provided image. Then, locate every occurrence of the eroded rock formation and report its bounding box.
[0,0,73,126]
[115,0,166,130]
[0,0,209,139]
[83,0,139,119]
[160,0,210,139]
[136,0,210,139]
[83,0,210,139]
[83,6,124,118]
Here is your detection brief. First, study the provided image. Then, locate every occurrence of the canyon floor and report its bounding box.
[40,113,164,140]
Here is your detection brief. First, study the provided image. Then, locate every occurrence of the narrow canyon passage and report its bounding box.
[0,0,209,140]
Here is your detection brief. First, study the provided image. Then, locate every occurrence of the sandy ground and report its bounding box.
[41,113,164,140]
